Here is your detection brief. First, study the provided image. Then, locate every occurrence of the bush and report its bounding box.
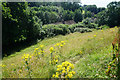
[74,28,92,33]
[68,24,77,33]
[82,18,98,29]
[40,24,70,39]
[76,22,85,28]
[87,23,98,29]
[56,24,70,35]
[100,25,109,29]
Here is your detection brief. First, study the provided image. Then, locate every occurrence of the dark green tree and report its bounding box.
[74,9,83,23]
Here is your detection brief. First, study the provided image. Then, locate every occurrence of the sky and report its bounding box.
[81,0,120,8]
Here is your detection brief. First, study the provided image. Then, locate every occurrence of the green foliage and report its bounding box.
[31,6,62,24]
[100,25,110,29]
[74,28,92,33]
[107,1,120,27]
[84,11,92,19]
[68,24,77,33]
[96,10,107,26]
[96,1,120,27]
[2,2,42,55]
[2,2,29,46]
[74,9,83,23]
[76,22,85,28]
[3,2,112,56]
[40,22,98,39]
[83,5,97,14]
[40,24,70,39]
[61,2,81,11]
[82,18,98,29]
[62,10,74,21]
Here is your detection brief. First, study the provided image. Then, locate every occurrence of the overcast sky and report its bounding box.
[81,0,120,8]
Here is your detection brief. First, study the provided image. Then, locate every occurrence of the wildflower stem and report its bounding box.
[51,53,52,63]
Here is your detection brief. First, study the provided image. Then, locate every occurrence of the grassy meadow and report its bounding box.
[2,27,118,78]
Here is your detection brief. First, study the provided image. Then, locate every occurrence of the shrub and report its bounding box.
[100,25,109,29]
[76,22,85,28]
[68,24,77,33]
[40,24,70,39]
[57,24,70,35]
[74,28,92,33]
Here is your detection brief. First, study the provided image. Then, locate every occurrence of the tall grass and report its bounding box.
[2,27,118,78]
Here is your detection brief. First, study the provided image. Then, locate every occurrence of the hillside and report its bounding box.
[2,27,118,78]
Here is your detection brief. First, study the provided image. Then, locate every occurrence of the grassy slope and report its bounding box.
[2,27,118,78]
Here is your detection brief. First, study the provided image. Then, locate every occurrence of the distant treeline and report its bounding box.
[2,2,120,55]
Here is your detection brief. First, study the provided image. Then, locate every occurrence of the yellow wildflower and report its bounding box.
[94,35,96,37]
[55,74,59,78]
[62,62,65,66]
[72,71,75,75]
[50,47,54,53]
[57,68,61,71]
[60,44,63,47]
[56,72,59,75]
[61,41,64,43]
[61,41,65,45]
[52,74,55,78]
[30,55,32,58]
[55,59,58,62]
[62,67,65,70]
[19,69,22,73]
[80,51,82,54]
[11,64,14,65]
[57,65,62,68]
[62,70,66,73]
[40,45,44,48]
[67,73,73,78]
[1,64,6,67]
[57,43,60,46]
[35,48,39,51]
[65,75,68,78]
[49,61,51,64]
[70,64,74,69]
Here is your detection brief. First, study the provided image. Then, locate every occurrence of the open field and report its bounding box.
[2,27,118,78]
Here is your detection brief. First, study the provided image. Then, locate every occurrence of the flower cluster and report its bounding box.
[33,48,39,56]
[50,47,54,53]
[49,58,58,65]
[22,53,32,78]
[0,64,6,68]
[39,45,44,56]
[52,61,75,78]
[54,41,66,48]
[49,47,57,65]
[49,52,59,65]
[22,54,32,61]
[93,35,96,37]
[33,45,45,58]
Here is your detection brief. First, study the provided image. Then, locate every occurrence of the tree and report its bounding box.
[107,1,120,27]
[2,2,42,55]
[96,10,108,26]
[74,9,83,23]
[84,5,97,14]
[2,2,29,46]
[84,11,92,18]
[62,10,74,21]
